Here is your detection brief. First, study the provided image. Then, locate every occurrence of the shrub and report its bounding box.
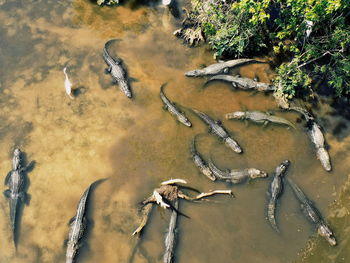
[193,0,350,98]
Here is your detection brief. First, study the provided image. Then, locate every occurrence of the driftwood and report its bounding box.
[132,179,233,236]
[173,8,205,46]
[132,203,153,236]
[163,200,178,263]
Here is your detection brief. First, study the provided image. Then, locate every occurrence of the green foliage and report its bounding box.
[193,0,268,58]
[96,0,119,6]
[193,0,350,98]
[275,61,312,98]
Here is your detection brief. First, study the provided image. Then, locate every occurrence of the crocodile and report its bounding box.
[103,39,132,98]
[4,169,28,245]
[287,178,336,246]
[307,121,331,171]
[192,109,242,153]
[163,199,178,263]
[225,111,296,129]
[66,183,92,263]
[206,75,275,92]
[208,158,267,183]
[160,84,192,127]
[287,106,331,171]
[267,160,290,233]
[190,135,216,181]
[4,148,34,246]
[185,59,261,77]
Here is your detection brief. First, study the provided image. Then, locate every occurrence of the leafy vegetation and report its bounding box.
[96,0,120,6]
[192,0,350,98]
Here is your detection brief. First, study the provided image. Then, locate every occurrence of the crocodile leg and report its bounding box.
[132,203,154,236]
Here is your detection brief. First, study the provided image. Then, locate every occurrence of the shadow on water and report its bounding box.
[72,85,89,98]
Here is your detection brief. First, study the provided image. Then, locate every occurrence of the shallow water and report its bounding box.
[0,1,350,262]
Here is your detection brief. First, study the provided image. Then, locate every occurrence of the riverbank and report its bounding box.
[178,0,350,102]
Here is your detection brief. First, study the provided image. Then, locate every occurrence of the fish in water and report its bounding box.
[63,67,74,99]
[267,160,290,232]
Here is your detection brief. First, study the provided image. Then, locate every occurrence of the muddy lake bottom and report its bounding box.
[0,0,350,262]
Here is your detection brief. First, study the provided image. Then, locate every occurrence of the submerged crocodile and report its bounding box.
[206,75,275,92]
[190,135,215,181]
[192,109,242,153]
[185,59,261,77]
[225,111,296,129]
[4,148,33,246]
[160,84,192,127]
[208,158,267,183]
[66,183,92,263]
[163,199,178,263]
[267,160,290,233]
[103,39,132,98]
[287,178,336,246]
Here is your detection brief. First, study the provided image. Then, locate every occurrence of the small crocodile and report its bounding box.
[307,121,331,171]
[225,111,296,129]
[185,59,261,77]
[4,149,34,245]
[163,199,178,263]
[66,183,93,263]
[103,39,132,98]
[267,160,290,233]
[160,84,192,127]
[190,135,215,181]
[208,158,267,183]
[206,75,275,92]
[192,109,242,153]
[287,178,336,246]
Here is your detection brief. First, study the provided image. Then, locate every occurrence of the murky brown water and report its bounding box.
[1,0,350,262]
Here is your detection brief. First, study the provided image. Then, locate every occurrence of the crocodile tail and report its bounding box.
[191,134,203,154]
[160,83,167,95]
[267,198,279,233]
[104,38,119,49]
